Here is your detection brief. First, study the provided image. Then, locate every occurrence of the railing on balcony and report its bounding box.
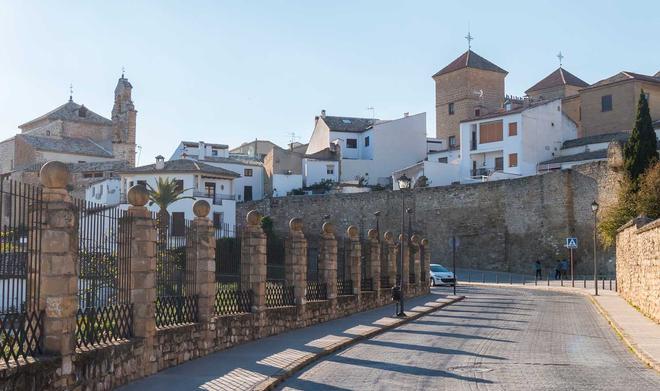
[192,192,236,205]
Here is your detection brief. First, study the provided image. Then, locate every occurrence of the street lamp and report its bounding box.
[395,174,411,317]
[591,200,599,296]
[374,211,382,236]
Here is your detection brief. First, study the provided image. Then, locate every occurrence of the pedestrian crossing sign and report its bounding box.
[565,237,578,249]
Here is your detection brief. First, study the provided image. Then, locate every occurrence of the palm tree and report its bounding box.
[146,177,196,232]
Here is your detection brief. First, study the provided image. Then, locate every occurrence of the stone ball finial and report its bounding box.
[398,233,406,242]
[127,185,149,207]
[367,229,378,240]
[421,238,429,246]
[411,234,421,244]
[193,199,211,218]
[289,217,303,232]
[347,225,358,239]
[322,222,335,234]
[384,231,393,241]
[39,161,70,189]
[246,210,262,226]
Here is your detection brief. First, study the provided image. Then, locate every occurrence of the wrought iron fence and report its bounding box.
[215,224,241,284]
[266,235,286,282]
[305,280,327,301]
[215,283,252,315]
[74,199,133,348]
[306,236,319,282]
[155,218,198,327]
[409,273,416,284]
[361,277,373,291]
[0,178,44,366]
[265,281,295,307]
[380,276,392,289]
[337,278,353,296]
[336,237,352,296]
[380,241,391,289]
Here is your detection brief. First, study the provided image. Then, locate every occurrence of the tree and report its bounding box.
[623,90,658,182]
[146,177,195,229]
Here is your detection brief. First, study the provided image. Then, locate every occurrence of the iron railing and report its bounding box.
[155,218,198,327]
[307,236,320,282]
[214,283,252,315]
[361,277,374,291]
[74,199,133,348]
[337,278,353,296]
[266,235,286,282]
[265,281,295,308]
[380,276,392,289]
[0,178,44,366]
[215,224,241,284]
[409,273,416,284]
[305,280,327,301]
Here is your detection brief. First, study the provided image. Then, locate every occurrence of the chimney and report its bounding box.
[198,141,206,161]
[321,109,326,118]
[403,112,409,117]
[155,155,165,170]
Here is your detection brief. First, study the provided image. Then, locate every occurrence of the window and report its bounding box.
[326,165,334,175]
[205,182,216,197]
[495,157,504,171]
[213,212,223,229]
[509,153,518,167]
[243,186,253,202]
[212,150,218,156]
[438,157,448,163]
[346,139,357,149]
[448,136,457,148]
[174,179,184,193]
[244,168,253,177]
[137,180,147,186]
[508,122,518,136]
[479,120,503,144]
[601,95,613,112]
[171,212,185,236]
[448,102,455,115]
[474,108,481,117]
[364,136,370,147]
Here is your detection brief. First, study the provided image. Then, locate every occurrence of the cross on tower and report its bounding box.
[465,31,474,50]
[121,66,125,78]
[557,51,564,67]
[69,83,73,102]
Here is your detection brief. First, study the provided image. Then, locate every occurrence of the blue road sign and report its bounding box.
[565,237,578,249]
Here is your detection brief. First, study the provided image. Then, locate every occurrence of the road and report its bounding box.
[279,286,660,390]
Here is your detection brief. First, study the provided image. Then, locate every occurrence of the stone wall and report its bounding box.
[240,162,620,276]
[616,217,660,323]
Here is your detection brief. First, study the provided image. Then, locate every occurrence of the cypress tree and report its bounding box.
[623,90,659,181]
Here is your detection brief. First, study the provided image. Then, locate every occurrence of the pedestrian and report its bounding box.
[560,258,569,279]
[555,260,561,280]
[534,260,542,280]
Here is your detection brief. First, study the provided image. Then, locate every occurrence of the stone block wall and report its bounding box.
[616,218,660,323]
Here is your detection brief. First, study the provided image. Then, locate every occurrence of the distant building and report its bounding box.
[525,67,589,102]
[229,139,279,161]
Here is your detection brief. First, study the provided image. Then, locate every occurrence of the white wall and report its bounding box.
[85,178,121,205]
[205,161,264,202]
[306,120,331,155]
[303,159,339,187]
[272,174,303,197]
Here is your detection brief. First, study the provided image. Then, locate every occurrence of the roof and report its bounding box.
[19,100,113,128]
[433,50,508,78]
[525,68,589,93]
[561,132,630,149]
[120,159,240,178]
[460,99,561,123]
[19,160,130,173]
[321,116,376,133]
[586,71,660,90]
[229,139,278,153]
[182,141,228,149]
[304,147,339,161]
[18,134,114,158]
[183,155,263,167]
[538,149,608,165]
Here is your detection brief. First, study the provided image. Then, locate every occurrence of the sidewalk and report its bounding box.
[464,281,660,372]
[119,292,464,391]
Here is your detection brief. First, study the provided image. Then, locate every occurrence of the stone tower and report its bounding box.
[112,73,137,166]
[433,50,507,145]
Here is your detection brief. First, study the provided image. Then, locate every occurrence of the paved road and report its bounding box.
[279,286,660,390]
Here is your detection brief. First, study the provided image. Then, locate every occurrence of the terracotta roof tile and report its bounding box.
[525,68,588,93]
[433,50,507,77]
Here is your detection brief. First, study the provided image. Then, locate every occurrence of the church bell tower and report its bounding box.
[112,70,137,166]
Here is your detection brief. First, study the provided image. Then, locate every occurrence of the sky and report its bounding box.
[1,0,658,165]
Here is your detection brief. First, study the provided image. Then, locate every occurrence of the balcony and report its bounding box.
[193,191,236,205]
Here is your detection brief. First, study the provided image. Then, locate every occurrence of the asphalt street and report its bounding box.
[278,285,660,390]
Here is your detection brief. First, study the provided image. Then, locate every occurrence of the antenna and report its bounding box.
[366,106,375,120]
[287,132,300,148]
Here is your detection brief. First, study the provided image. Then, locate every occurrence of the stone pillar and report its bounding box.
[285,218,307,305]
[411,234,422,288]
[191,200,216,322]
[399,234,409,290]
[367,229,381,291]
[241,210,267,312]
[384,231,397,288]
[347,226,361,295]
[126,185,157,375]
[38,162,77,372]
[421,238,431,293]
[318,222,337,300]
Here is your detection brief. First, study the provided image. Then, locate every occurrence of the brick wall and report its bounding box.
[616,218,660,323]
[240,162,620,276]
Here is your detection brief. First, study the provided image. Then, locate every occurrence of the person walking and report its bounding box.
[560,258,569,279]
[534,260,542,280]
[554,260,561,280]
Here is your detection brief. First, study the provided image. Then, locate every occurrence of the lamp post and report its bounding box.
[374,211,382,236]
[396,174,411,317]
[591,200,599,296]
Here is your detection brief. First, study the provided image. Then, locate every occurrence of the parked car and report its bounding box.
[429,263,455,287]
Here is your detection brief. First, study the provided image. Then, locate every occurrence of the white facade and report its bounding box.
[272,174,303,197]
[306,112,428,186]
[85,178,121,205]
[459,99,577,183]
[302,158,339,187]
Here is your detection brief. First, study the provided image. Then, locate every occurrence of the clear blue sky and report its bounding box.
[1,1,658,165]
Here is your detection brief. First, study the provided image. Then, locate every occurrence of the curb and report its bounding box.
[253,295,466,390]
[464,282,660,373]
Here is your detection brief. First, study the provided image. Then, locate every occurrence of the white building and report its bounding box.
[118,156,239,229]
[391,149,461,189]
[459,99,577,182]
[85,177,121,205]
[306,111,427,186]
[170,141,264,202]
[302,148,339,187]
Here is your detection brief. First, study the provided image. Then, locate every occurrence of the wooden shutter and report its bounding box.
[508,122,518,136]
[509,153,518,167]
[479,120,503,144]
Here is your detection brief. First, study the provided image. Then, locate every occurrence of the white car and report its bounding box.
[429,263,456,287]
